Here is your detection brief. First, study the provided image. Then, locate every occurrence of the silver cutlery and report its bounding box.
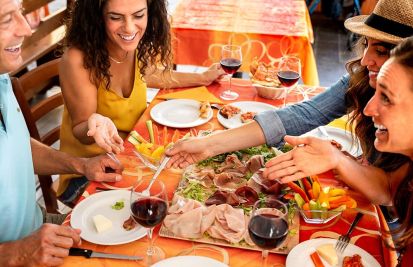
[69,248,142,261]
[142,156,171,196]
[335,212,364,254]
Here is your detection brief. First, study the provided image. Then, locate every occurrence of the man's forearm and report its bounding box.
[30,138,86,176]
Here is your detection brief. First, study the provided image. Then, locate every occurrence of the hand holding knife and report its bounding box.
[69,248,142,261]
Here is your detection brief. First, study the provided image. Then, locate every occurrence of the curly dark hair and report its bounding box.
[63,0,172,88]
[344,37,410,172]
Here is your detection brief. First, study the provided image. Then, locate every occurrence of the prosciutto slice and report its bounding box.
[251,170,282,195]
[185,165,214,187]
[214,172,247,191]
[217,154,247,174]
[246,155,265,173]
[207,204,247,244]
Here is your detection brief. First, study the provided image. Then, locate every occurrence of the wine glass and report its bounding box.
[248,198,289,267]
[130,178,168,266]
[220,44,242,100]
[277,56,301,107]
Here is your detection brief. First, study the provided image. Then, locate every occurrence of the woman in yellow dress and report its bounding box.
[58,0,225,204]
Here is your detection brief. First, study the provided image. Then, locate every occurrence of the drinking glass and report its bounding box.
[220,45,242,100]
[248,198,289,267]
[277,56,301,107]
[130,178,168,266]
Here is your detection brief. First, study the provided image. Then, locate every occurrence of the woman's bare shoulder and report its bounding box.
[60,47,86,69]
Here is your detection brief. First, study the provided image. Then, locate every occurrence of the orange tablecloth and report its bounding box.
[62,80,396,266]
[171,0,319,86]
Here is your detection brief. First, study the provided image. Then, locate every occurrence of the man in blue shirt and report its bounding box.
[0,1,123,265]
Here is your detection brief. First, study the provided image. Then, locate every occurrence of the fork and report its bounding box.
[335,212,364,254]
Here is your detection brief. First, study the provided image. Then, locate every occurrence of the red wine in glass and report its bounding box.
[131,197,168,228]
[220,58,242,75]
[248,214,288,249]
[277,70,300,87]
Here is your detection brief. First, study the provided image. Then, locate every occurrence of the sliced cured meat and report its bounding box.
[205,191,227,206]
[246,155,264,173]
[217,154,246,173]
[247,177,263,194]
[214,172,247,191]
[235,186,259,206]
[251,170,281,195]
[207,204,247,244]
[184,165,214,187]
[164,196,216,239]
[205,190,241,207]
[123,216,137,231]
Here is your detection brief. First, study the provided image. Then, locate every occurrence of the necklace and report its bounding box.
[108,52,129,64]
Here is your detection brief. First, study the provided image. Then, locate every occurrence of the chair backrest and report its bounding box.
[10,0,71,76]
[11,58,63,213]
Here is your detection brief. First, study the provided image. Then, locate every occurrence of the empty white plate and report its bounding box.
[150,99,213,128]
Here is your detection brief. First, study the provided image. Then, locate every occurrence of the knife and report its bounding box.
[69,248,142,261]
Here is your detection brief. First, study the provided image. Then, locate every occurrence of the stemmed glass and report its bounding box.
[130,178,168,266]
[220,44,242,100]
[277,56,301,107]
[248,198,289,267]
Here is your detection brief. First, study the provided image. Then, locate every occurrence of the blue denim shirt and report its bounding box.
[254,74,350,147]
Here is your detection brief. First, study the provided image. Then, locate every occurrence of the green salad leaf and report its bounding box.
[111,200,125,210]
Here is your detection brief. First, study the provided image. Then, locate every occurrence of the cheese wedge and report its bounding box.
[93,214,112,233]
[316,243,338,266]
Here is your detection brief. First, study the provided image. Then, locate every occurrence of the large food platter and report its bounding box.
[159,145,299,254]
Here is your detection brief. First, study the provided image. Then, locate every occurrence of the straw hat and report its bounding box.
[344,0,413,44]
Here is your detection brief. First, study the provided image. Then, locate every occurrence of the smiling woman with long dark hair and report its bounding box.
[57,0,226,205]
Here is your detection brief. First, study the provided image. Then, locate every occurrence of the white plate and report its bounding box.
[286,238,380,267]
[303,126,362,157]
[70,190,146,245]
[152,256,228,267]
[150,99,213,128]
[217,101,276,129]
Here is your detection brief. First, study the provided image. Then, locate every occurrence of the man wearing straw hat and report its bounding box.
[166,0,413,205]
[0,0,123,265]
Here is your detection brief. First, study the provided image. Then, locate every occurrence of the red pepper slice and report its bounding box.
[288,182,310,202]
[310,251,325,267]
[302,177,312,194]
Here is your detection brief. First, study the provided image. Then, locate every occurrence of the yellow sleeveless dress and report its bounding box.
[57,60,147,196]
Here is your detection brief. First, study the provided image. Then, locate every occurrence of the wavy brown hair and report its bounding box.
[344,38,410,172]
[62,0,172,88]
[389,37,413,252]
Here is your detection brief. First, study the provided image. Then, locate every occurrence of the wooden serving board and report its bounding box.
[159,147,299,254]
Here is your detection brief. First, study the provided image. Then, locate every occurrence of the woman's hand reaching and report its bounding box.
[263,135,341,183]
[87,113,124,153]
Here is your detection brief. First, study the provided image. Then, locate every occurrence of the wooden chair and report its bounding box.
[11,58,63,213]
[10,0,71,76]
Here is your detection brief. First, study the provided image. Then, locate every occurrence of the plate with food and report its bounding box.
[152,256,228,267]
[286,238,380,267]
[302,126,362,157]
[159,144,300,254]
[70,190,146,245]
[217,101,276,129]
[150,99,213,128]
